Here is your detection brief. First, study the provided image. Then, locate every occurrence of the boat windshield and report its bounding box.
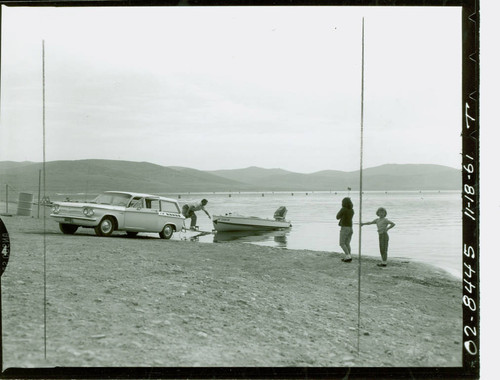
[91,192,131,206]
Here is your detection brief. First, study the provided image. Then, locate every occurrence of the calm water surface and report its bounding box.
[169,191,462,278]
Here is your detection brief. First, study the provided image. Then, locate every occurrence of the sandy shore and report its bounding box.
[0,214,461,369]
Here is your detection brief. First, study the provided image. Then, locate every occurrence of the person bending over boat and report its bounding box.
[336,197,354,263]
[182,199,211,230]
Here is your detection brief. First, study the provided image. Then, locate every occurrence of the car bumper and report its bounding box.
[50,214,98,227]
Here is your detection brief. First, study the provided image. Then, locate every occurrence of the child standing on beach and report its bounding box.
[361,207,395,267]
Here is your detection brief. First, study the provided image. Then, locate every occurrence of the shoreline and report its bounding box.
[0,192,462,280]
[0,204,462,279]
[1,215,462,368]
[193,235,462,280]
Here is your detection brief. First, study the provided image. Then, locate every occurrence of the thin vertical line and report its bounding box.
[357,17,365,356]
[38,170,41,218]
[42,40,47,360]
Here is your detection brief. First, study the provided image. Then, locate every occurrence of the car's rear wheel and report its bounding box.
[59,223,78,235]
[95,216,115,237]
[159,224,174,239]
[126,231,138,238]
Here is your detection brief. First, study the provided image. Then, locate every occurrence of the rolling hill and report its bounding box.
[0,160,461,197]
[209,167,294,184]
[0,160,246,195]
[210,164,461,191]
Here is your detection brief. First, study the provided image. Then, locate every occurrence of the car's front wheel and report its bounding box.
[95,216,115,237]
[159,224,174,239]
[59,223,78,235]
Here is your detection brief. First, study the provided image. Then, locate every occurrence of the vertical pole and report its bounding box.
[38,170,41,218]
[357,17,365,355]
[42,40,47,360]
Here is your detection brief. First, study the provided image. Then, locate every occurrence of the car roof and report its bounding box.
[104,191,178,203]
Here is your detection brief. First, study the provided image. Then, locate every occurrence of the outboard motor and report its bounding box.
[274,206,288,221]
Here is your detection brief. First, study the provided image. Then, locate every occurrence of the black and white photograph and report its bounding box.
[0,1,480,377]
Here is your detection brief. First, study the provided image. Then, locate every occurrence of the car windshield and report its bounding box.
[92,192,131,206]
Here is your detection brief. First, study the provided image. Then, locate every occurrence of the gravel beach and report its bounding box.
[1,214,462,369]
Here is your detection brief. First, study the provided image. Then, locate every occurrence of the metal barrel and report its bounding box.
[17,192,34,216]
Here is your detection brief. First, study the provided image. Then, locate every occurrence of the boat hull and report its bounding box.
[212,215,291,232]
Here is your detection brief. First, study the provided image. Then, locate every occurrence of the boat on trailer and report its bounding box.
[212,206,291,232]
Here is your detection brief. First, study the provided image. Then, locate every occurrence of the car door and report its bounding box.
[124,197,161,232]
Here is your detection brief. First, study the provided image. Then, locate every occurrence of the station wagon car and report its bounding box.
[50,191,185,239]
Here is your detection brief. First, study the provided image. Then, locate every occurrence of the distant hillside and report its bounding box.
[0,161,37,170]
[238,164,461,191]
[209,167,293,184]
[0,160,247,195]
[0,160,460,197]
[360,164,461,191]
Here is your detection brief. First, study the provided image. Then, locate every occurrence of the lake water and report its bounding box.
[38,190,462,278]
[169,191,462,278]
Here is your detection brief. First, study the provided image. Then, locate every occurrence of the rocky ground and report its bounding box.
[1,215,461,370]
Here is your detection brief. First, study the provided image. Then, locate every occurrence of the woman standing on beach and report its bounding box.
[336,197,354,263]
